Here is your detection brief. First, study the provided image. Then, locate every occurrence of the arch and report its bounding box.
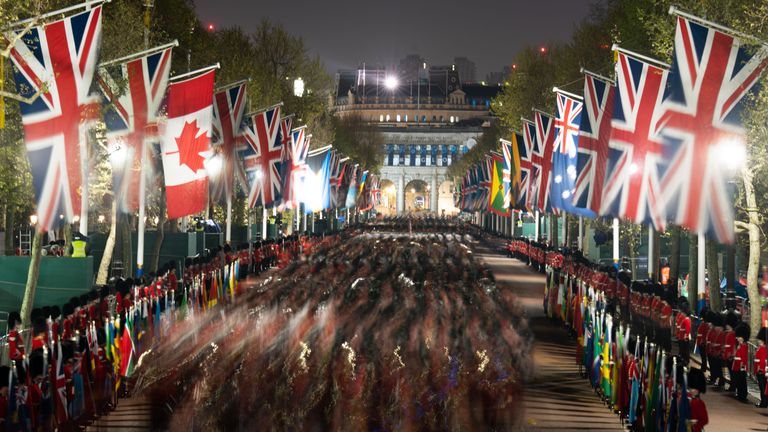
[437,179,459,216]
[376,179,397,216]
[404,179,431,213]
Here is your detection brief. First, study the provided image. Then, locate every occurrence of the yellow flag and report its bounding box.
[0,60,5,129]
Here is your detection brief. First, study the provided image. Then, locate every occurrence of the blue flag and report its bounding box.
[302,146,332,213]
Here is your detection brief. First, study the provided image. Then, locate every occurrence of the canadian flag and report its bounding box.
[161,70,215,219]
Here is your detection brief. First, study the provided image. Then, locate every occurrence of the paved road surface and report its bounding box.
[475,239,768,432]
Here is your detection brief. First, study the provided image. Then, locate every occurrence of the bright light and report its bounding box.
[109,143,127,168]
[512,64,518,70]
[205,154,224,177]
[207,23,215,31]
[59,214,64,220]
[384,76,398,90]
[73,215,80,223]
[539,46,547,54]
[254,169,263,180]
[717,137,746,171]
[30,215,38,225]
[629,162,639,175]
[98,215,105,223]
[411,188,416,194]
[293,77,305,97]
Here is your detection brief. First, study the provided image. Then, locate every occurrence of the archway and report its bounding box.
[438,179,459,216]
[404,179,431,213]
[376,179,397,216]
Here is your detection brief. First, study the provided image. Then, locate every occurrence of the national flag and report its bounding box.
[344,164,360,209]
[574,73,614,213]
[8,6,103,232]
[360,174,381,211]
[302,146,332,213]
[241,105,283,208]
[600,50,667,230]
[500,139,514,210]
[161,69,215,219]
[532,111,557,213]
[210,81,248,203]
[489,153,509,216]
[329,151,347,209]
[52,341,68,424]
[658,15,768,243]
[279,125,308,208]
[119,315,135,378]
[355,170,369,209]
[521,119,542,211]
[99,46,172,213]
[551,91,596,217]
[512,131,532,210]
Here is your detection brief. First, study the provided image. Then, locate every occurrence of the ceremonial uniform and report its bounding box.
[688,367,708,432]
[756,328,768,407]
[732,325,750,401]
[721,327,736,391]
[707,323,723,386]
[696,317,711,372]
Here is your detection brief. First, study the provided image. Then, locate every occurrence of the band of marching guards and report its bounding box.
[0,232,328,431]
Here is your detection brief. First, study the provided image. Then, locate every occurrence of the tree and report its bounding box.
[332,115,384,172]
[19,231,42,327]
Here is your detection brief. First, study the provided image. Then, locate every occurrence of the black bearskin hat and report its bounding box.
[688,367,707,393]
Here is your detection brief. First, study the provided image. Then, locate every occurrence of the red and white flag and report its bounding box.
[161,70,215,219]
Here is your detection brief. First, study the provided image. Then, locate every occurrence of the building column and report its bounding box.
[430,175,438,214]
[397,175,405,214]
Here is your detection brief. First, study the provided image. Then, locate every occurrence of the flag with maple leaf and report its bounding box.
[161,70,215,219]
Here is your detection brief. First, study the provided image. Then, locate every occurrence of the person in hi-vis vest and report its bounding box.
[71,231,89,257]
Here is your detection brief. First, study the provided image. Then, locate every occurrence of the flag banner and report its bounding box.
[279,124,307,209]
[479,161,492,211]
[574,73,614,213]
[358,173,380,212]
[551,92,596,217]
[344,164,360,209]
[302,146,332,213]
[329,151,347,209]
[500,139,514,209]
[210,81,248,204]
[8,6,103,231]
[521,119,541,211]
[161,69,215,219]
[468,166,479,211]
[533,111,557,213]
[120,315,135,378]
[658,15,768,243]
[99,45,172,213]
[489,153,510,216]
[512,132,532,210]
[600,50,667,230]
[241,105,282,208]
[355,170,369,208]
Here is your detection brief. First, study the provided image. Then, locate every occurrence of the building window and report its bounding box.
[396,114,401,122]
[449,116,454,123]
[439,115,444,122]
[404,114,408,122]
[379,114,384,122]
[386,114,391,121]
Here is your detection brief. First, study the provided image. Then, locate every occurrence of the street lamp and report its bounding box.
[30,214,38,225]
[294,77,305,97]
[384,76,398,90]
[205,154,223,178]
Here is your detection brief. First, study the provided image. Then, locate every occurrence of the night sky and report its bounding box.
[193,0,595,79]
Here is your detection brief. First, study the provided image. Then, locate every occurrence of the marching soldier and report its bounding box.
[732,323,750,402]
[676,299,692,365]
[695,310,712,373]
[688,367,709,432]
[722,312,738,392]
[756,327,768,408]
[707,314,724,387]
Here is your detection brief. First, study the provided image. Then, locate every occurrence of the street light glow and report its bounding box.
[384,76,398,90]
[294,77,305,97]
[205,154,224,177]
[717,137,746,171]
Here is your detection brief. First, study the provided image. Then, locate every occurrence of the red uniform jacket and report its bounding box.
[721,330,736,361]
[707,327,721,357]
[755,345,767,375]
[732,342,748,372]
[696,321,709,349]
[689,396,708,432]
[7,329,24,361]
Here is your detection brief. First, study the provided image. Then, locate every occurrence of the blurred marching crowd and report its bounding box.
[129,219,532,431]
[509,238,764,432]
[0,233,330,431]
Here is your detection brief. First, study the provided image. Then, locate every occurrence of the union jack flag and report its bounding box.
[478,158,492,211]
[658,16,768,243]
[241,104,282,208]
[99,46,172,213]
[210,82,248,204]
[51,340,68,424]
[522,120,540,210]
[533,111,558,214]
[281,125,309,208]
[600,51,668,230]
[8,6,103,232]
[574,74,614,213]
[329,151,347,209]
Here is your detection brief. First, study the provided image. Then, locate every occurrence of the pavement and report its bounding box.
[474,236,768,432]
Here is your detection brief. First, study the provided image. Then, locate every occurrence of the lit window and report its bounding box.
[396,114,401,122]
[449,116,454,123]
[379,115,384,122]
[386,114,391,121]
[404,115,408,122]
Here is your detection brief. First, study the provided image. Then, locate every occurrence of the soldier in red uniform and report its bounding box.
[732,324,750,402]
[756,327,768,408]
[676,300,692,365]
[722,312,738,392]
[695,310,711,373]
[707,314,723,387]
[688,367,709,432]
[6,311,25,362]
[659,297,673,351]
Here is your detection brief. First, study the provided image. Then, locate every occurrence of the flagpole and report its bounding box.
[136,146,147,276]
[647,226,655,279]
[611,45,671,69]
[669,6,768,47]
[99,41,179,68]
[578,216,584,251]
[534,210,540,242]
[244,101,285,118]
[261,207,267,240]
[225,195,232,243]
[169,63,220,82]
[4,0,111,30]
[580,68,615,85]
[612,218,620,266]
[697,234,705,310]
[552,87,583,100]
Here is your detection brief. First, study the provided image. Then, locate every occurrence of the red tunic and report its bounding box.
[707,327,721,358]
[680,316,691,341]
[732,342,748,372]
[7,329,24,361]
[755,345,767,375]
[689,396,708,432]
[721,330,736,361]
[695,321,709,349]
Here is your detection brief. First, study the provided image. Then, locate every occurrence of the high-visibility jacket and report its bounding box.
[72,239,87,257]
